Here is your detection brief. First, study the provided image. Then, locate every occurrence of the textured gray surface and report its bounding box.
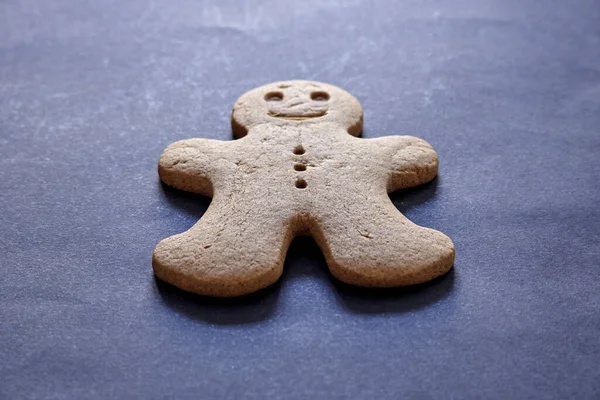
[1,0,600,399]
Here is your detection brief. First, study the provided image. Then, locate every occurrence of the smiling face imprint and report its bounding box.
[264,84,330,120]
[231,80,364,138]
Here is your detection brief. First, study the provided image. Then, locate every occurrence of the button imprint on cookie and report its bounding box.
[294,163,306,171]
[295,178,307,189]
[293,145,305,155]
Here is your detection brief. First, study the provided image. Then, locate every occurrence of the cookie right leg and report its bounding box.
[153,200,294,297]
[311,196,454,287]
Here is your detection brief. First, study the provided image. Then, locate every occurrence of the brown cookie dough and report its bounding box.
[153,80,455,297]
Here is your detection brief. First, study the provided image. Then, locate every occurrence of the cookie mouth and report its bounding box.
[267,110,327,120]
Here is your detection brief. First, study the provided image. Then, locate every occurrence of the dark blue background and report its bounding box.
[1,0,599,399]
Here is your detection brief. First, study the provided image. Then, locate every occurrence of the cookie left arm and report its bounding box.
[158,138,224,196]
[371,136,439,192]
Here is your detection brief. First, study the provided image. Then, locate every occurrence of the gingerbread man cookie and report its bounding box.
[154,81,455,297]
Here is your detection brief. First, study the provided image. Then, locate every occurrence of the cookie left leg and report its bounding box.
[153,200,294,297]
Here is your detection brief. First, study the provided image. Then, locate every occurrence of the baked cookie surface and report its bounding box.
[154,81,455,297]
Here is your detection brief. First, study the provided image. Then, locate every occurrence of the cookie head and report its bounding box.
[231,80,363,137]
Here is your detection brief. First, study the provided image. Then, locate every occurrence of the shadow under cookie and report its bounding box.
[330,267,455,315]
[154,276,281,325]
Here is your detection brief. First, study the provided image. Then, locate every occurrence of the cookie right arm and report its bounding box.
[367,135,438,192]
[158,138,224,197]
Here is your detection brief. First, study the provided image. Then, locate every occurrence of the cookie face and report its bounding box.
[154,80,455,297]
[231,80,363,138]
[265,85,329,120]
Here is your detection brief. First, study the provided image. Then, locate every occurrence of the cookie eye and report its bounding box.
[265,92,283,101]
[311,91,329,101]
